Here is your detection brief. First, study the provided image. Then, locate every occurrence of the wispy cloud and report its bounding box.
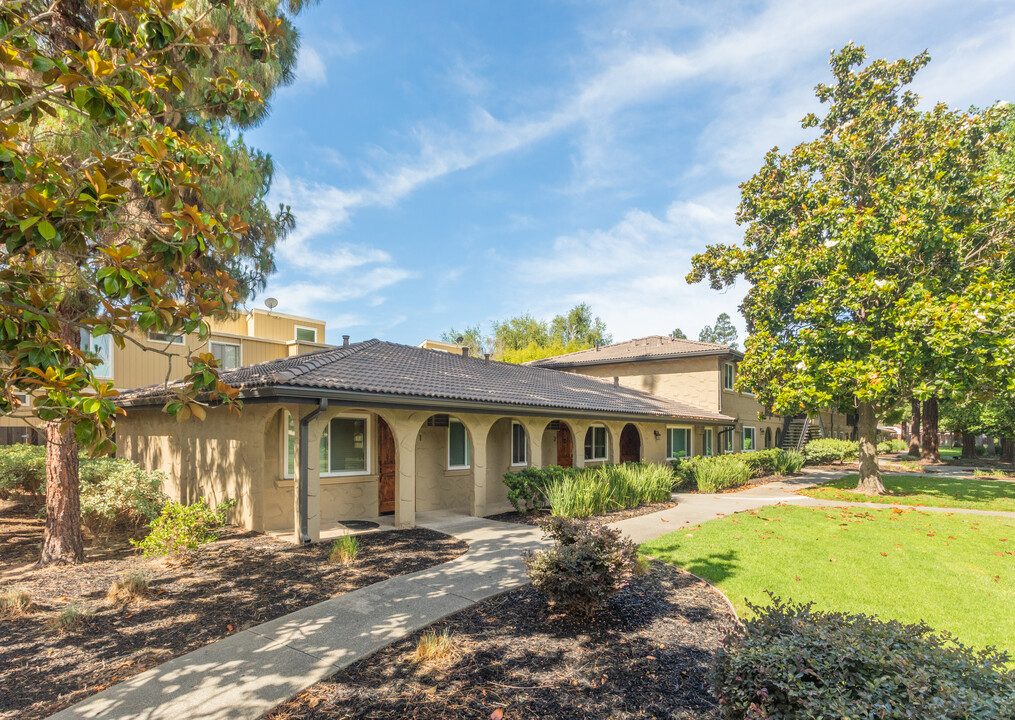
[295,46,328,87]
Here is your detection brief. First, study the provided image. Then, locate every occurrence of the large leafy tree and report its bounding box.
[688,44,1015,493]
[1,0,304,563]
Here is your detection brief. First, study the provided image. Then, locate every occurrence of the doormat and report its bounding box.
[335,520,380,531]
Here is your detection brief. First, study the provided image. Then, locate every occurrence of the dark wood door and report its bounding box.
[557,424,573,468]
[378,418,396,515]
[620,424,640,463]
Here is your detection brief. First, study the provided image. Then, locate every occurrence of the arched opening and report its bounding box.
[764,427,772,450]
[541,420,574,468]
[414,413,473,512]
[775,428,783,449]
[620,423,641,463]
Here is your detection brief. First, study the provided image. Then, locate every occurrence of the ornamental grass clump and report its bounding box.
[524,516,640,619]
[0,587,34,619]
[712,595,1015,719]
[329,535,360,565]
[771,449,805,476]
[692,455,752,493]
[413,628,461,668]
[106,572,150,605]
[49,604,91,633]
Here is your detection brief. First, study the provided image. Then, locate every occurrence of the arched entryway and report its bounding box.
[540,420,574,468]
[377,417,396,514]
[764,427,772,450]
[620,423,641,463]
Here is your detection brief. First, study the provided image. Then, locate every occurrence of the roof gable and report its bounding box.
[527,335,742,369]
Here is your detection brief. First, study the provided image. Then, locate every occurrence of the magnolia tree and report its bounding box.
[0,0,304,563]
[688,45,1015,493]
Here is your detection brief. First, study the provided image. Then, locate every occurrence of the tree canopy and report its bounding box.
[698,313,738,348]
[687,44,1015,492]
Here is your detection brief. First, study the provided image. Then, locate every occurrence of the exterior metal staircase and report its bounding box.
[780,416,821,451]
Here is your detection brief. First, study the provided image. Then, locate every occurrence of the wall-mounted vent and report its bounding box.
[427,414,450,427]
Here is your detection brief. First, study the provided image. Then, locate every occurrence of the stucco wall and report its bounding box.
[570,356,722,413]
[414,423,474,512]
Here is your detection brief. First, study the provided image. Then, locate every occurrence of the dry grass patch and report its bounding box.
[412,628,461,668]
[0,586,34,618]
[48,604,91,632]
[106,572,149,604]
[328,536,359,565]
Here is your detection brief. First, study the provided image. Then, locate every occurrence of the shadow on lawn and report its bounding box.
[829,475,1014,506]
[646,540,741,586]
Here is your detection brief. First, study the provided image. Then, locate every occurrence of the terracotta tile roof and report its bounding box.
[527,335,742,369]
[117,339,733,423]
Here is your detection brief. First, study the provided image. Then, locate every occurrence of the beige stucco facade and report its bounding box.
[115,400,701,540]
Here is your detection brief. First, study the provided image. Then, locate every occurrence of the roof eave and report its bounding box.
[532,347,745,369]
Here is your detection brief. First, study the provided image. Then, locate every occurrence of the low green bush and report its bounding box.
[80,461,168,535]
[502,465,573,512]
[803,438,858,465]
[131,497,236,557]
[877,439,909,454]
[690,455,752,493]
[505,463,674,517]
[523,516,640,619]
[0,444,46,498]
[712,596,1015,719]
[743,448,783,475]
[771,449,805,475]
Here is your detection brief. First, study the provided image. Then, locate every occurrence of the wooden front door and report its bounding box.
[620,424,640,463]
[378,418,396,515]
[556,424,574,468]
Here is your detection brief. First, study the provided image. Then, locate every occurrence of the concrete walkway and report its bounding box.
[48,513,546,720]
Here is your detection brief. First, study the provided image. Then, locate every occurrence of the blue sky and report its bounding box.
[246,0,1015,346]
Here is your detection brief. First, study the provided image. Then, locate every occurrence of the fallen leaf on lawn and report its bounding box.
[829,558,837,562]
[685,533,694,537]
[491,709,504,720]
[795,577,801,581]
[1001,539,1008,542]
[880,552,887,557]
[994,576,1001,583]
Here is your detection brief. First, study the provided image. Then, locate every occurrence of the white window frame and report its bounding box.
[448,419,471,470]
[702,428,714,457]
[510,421,528,467]
[283,412,371,478]
[723,363,735,391]
[294,325,318,343]
[725,430,735,453]
[666,425,693,460]
[210,340,242,370]
[743,426,758,452]
[148,331,184,345]
[80,329,113,379]
[584,424,608,462]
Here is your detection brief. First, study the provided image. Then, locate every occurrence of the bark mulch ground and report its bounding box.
[268,562,736,720]
[0,500,467,720]
[487,500,676,526]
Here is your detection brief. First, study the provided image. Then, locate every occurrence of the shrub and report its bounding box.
[0,444,47,498]
[329,535,360,565]
[713,596,1015,720]
[131,497,235,557]
[692,455,752,493]
[106,572,150,604]
[49,604,91,632]
[413,628,460,667]
[80,462,168,535]
[771,450,805,476]
[523,516,639,619]
[0,587,35,618]
[671,457,700,491]
[877,439,909,454]
[803,438,858,465]
[743,448,783,475]
[545,468,612,518]
[502,465,573,512]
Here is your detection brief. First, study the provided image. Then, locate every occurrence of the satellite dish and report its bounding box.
[455,336,464,344]
[264,297,278,312]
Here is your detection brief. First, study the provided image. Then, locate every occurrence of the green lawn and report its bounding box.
[939,446,963,459]
[800,474,1015,512]
[641,505,1015,656]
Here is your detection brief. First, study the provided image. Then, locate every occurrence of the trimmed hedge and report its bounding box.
[803,438,858,465]
[877,439,909,454]
[713,596,1015,719]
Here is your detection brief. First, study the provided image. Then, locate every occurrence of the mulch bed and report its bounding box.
[487,501,676,526]
[268,562,736,720]
[0,500,467,720]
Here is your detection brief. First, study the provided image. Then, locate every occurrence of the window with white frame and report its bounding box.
[723,363,735,391]
[725,430,734,453]
[148,331,184,344]
[79,329,113,379]
[743,426,757,452]
[294,326,317,343]
[284,413,369,478]
[210,341,241,370]
[702,428,713,457]
[666,427,692,459]
[584,425,608,461]
[511,422,527,466]
[448,419,470,469]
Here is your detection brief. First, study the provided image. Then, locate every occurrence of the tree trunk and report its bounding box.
[1002,438,1015,465]
[855,402,886,494]
[961,433,976,460]
[921,396,939,463]
[908,399,921,457]
[38,421,84,564]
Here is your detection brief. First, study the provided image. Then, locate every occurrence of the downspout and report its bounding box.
[298,398,328,544]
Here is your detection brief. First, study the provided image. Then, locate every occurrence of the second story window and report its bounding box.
[210,341,240,370]
[724,363,735,391]
[79,329,113,379]
[295,326,317,343]
[148,331,184,345]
